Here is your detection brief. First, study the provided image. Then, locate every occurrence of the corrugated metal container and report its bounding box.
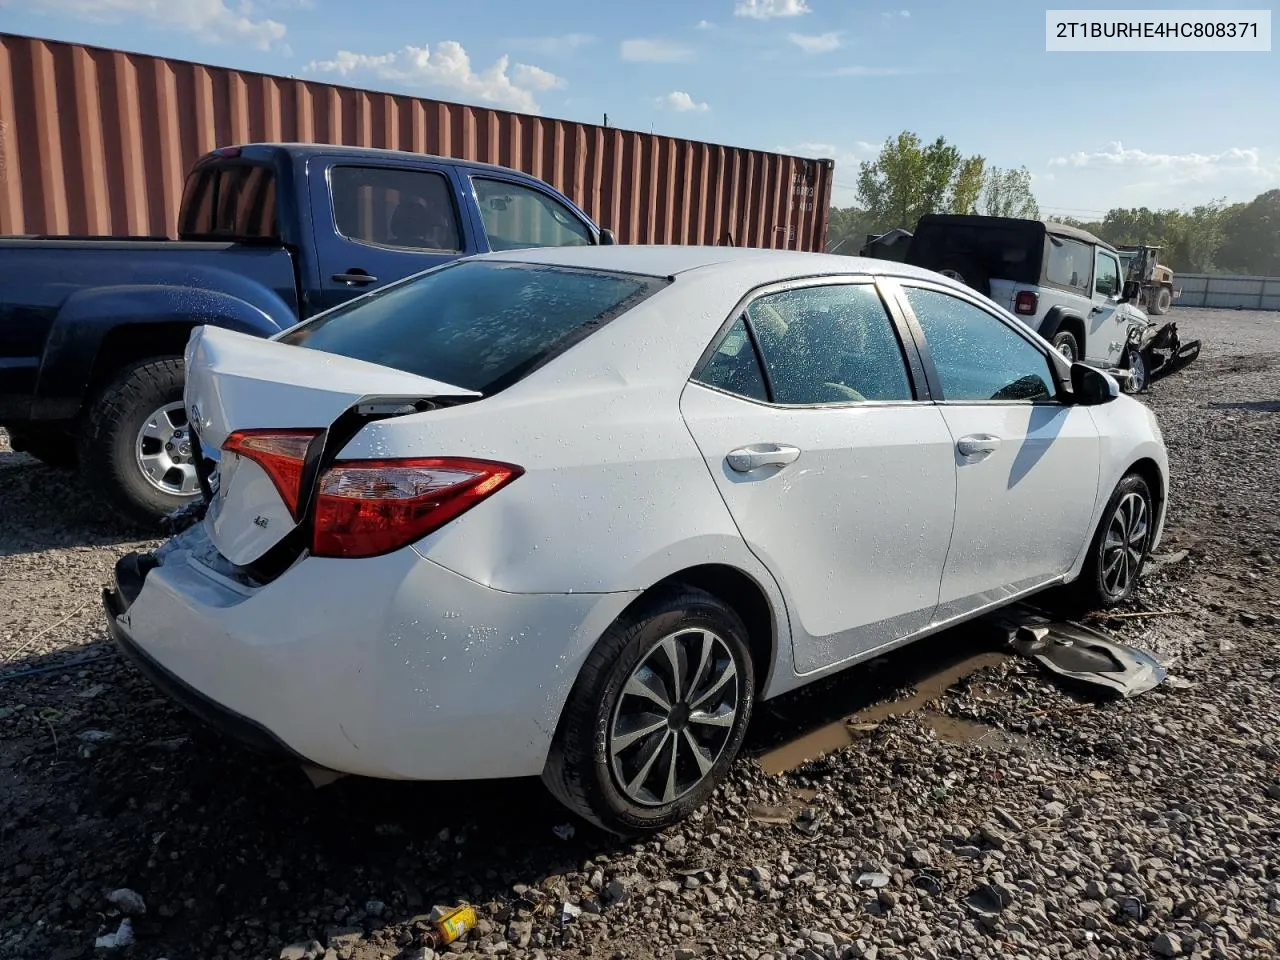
[0,33,833,250]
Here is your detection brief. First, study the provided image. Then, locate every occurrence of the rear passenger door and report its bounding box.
[889,280,1101,619]
[680,279,958,675]
[309,160,472,312]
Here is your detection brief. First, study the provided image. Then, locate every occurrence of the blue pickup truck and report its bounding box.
[0,143,613,522]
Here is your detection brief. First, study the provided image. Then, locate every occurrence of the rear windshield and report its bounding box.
[179,162,279,241]
[276,261,668,394]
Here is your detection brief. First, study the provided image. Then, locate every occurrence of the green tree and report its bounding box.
[855,131,987,230]
[1217,190,1280,276]
[979,166,1039,219]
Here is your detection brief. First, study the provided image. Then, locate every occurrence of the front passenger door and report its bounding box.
[894,282,1101,621]
[1089,249,1128,367]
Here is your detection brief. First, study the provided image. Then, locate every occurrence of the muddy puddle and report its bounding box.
[754,647,1010,775]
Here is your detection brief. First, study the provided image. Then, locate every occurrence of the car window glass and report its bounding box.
[1095,252,1120,297]
[179,164,278,240]
[278,262,666,394]
[473,178,592,250]
[693,318,769,402]
[745,284,913,405]
[1045,235,1092,293]
[330,166,462,252]
[904,286,1055,402]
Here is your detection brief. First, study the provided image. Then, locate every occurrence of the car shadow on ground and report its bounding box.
[0,454,159,558]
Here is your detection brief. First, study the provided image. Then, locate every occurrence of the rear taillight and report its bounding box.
[1014,291,1038,315]
[222,429,321,519]
[312,458,522,559]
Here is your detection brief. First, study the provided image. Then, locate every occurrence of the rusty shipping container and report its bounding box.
[0,33,833,250]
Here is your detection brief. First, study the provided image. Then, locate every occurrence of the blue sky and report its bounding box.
[5,0,1277,217]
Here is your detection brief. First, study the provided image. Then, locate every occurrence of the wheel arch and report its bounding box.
[614,563,781,697]
[1040,307,1086,353]
[1126,456,1166,538]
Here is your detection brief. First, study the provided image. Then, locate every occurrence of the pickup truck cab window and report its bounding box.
[473,178,592,250]
[330,166,462,252]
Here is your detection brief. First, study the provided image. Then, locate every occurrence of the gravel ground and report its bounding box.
[2,307,1278,960]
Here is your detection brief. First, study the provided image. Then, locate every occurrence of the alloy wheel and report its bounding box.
[1056,339,1077,363]
[135,401,199,496]
[1101,491,1150,598]
[1125,348,1148,393]
[608,628,740,806]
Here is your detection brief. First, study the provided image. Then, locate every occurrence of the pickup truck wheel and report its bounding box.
[1050,330,1079,363]
[79,358,198,526]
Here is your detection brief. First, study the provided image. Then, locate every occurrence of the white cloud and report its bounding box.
[789,31,842,53]
[735,0,811,19]
[881,9,911,20]
[22,0,286,49]
[696,19,715,29]
[304,42,566,114]
[508,33,594,56]
[657,91,710,112]
[620,38,694,62]
[1047,142,1279,184]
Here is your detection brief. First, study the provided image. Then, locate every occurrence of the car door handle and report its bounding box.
[332,271,378,285]
[956,434,1001,458]
[726,443,801,473]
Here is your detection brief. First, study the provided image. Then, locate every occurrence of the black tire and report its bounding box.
[1149,286,1172,315]
[78,357,195,526]
[542,586,756,836]
[1050,330,1080,363]
[8,430,77,469]
[1073,473,1154,609]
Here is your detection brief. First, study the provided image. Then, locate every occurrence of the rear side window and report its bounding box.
[179,163,279,241]
[745,284,914,405]
[473,178,592,251]
[331,166,462,252]
[1045,235,1093,293]
[694,318,769,402]
[277,261,667,394]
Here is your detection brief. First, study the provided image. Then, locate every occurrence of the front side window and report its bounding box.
[1094,251,1121,297]
[743,284,914,405]
[1045,235,1093,293]
[473,178,592,251]
[330,166,462,252]
[903,286,1056,402]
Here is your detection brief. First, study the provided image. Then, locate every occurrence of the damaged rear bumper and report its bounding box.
[103,554,321,766]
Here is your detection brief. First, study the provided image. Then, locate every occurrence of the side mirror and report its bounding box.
[1119,279,1141,303]
[1070,362,1119,405]
[598,228,617,246]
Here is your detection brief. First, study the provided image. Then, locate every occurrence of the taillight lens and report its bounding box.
[1014,291,1038,315]
[222,429,321,519]
[312,458,522,559]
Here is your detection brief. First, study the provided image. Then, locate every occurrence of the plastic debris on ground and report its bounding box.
[1008,621,1167,698]
[106,888,147,914]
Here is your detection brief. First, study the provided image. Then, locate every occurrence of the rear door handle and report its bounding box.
[727,443,801,473]
[956,434,1001,458]
[332,271,378,285]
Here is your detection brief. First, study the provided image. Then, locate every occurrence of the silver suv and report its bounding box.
[904,215,1147,371]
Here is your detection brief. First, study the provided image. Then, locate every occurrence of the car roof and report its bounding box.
[478,244,952,284]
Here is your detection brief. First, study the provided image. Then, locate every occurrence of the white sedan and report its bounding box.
[103,246,1168,835]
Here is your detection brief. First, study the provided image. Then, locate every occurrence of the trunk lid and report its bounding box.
[184,325,479,566]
